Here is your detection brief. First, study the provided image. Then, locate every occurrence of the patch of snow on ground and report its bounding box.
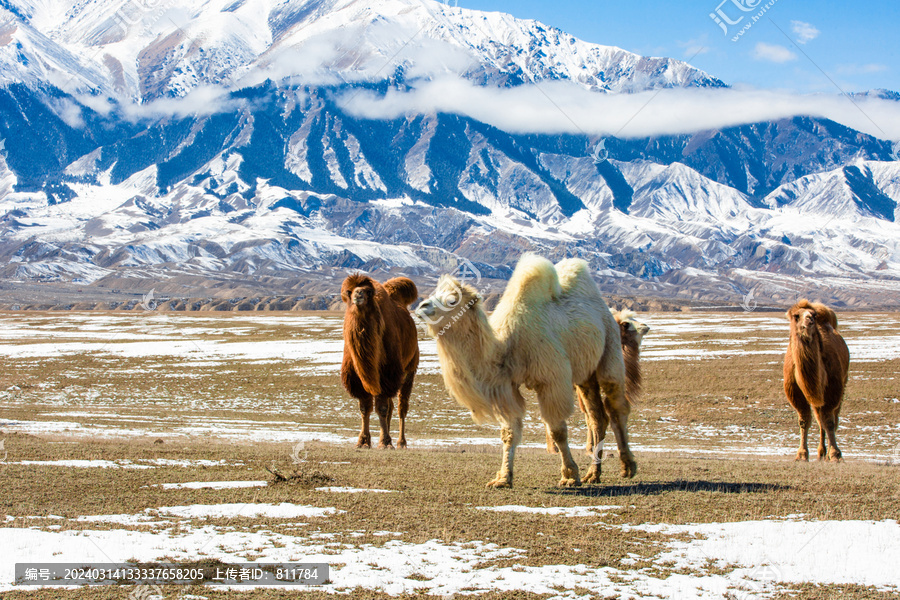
[157,481,267,490]
[476,505,621,517]
[2,517,897,596]
[9,459,152,469]
[315,487,398,493]
[626,518,900,591]
[157,503,343,519]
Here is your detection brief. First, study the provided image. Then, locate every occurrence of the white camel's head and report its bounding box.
[415,274,482,333]
[614,310,650,348]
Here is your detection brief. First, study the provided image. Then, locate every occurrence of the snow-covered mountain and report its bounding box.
[0,0,898,307]
[0,0,723,99]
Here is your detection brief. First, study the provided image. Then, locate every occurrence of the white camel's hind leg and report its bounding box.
[575,377,608,484]
[546,420,580,487]
[536,381,581,487]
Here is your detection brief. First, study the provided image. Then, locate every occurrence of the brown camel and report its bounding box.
[784,299,849,462]
[547,310,649,465]
[341,274,419,449]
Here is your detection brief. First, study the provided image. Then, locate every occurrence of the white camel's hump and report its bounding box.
[508,254,562,300]
[554,258,597,296]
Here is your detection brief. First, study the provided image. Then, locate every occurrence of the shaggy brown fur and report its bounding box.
[784,299,850,462]
[548,310,649,460]
[341,274,420,449]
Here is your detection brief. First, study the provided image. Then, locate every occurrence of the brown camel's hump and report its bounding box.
[810,302,838,330]
[383,277,419,307]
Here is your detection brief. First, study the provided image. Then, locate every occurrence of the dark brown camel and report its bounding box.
[341,274,419,449]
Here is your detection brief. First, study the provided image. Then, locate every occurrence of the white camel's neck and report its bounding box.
[433,304,509,423]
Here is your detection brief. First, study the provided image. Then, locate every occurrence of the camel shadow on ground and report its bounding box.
[548,479,787,497]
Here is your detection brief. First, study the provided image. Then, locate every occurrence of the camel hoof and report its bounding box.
[795,450,809,462]
[582,471,599,484]
[378,441,394,450]
[398,439,407,449]
[558,477,581,488]
[486,477,512,489]
[828,450,842,462]
[356,438,371,449]
[620,459,637,479]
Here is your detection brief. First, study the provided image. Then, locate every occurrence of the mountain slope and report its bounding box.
[0,0,898,308]
[0,0,724,100]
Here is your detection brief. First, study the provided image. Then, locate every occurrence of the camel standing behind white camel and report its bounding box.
[416,253,637,488]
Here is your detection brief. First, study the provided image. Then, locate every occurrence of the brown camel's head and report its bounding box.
[415,274,481,332]
[341,274,377,310]
[787,299,820,340]
[615,310,650,348]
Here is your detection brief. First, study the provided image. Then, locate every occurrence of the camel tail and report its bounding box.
[383,277,419,307]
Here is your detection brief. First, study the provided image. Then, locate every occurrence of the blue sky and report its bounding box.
[456,0,900,93]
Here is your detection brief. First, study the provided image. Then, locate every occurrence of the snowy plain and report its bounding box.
[1,311,899,598]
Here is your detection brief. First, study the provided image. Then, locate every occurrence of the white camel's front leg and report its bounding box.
[487,418,521,488]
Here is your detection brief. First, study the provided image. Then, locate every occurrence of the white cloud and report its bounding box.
[47,98,85,128]
[752,42,797,63]
[677,37,710,59]
[835,63,889,76]
[791,20,820,44]
[338,76,900,141]
[120,85,243,121]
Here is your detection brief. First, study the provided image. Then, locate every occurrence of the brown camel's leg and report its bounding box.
[818,425,827,460]
[598,377,636,478]
[787,382,813,461]
[357,395,374,448]
[576,378,608,484]
[814,406,842,462]
[793,399,811,461]
[396,370,415,449]
[487,417,522,488]
[374,396,394,449]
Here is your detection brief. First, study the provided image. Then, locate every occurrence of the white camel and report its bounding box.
[416,254,637,488]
